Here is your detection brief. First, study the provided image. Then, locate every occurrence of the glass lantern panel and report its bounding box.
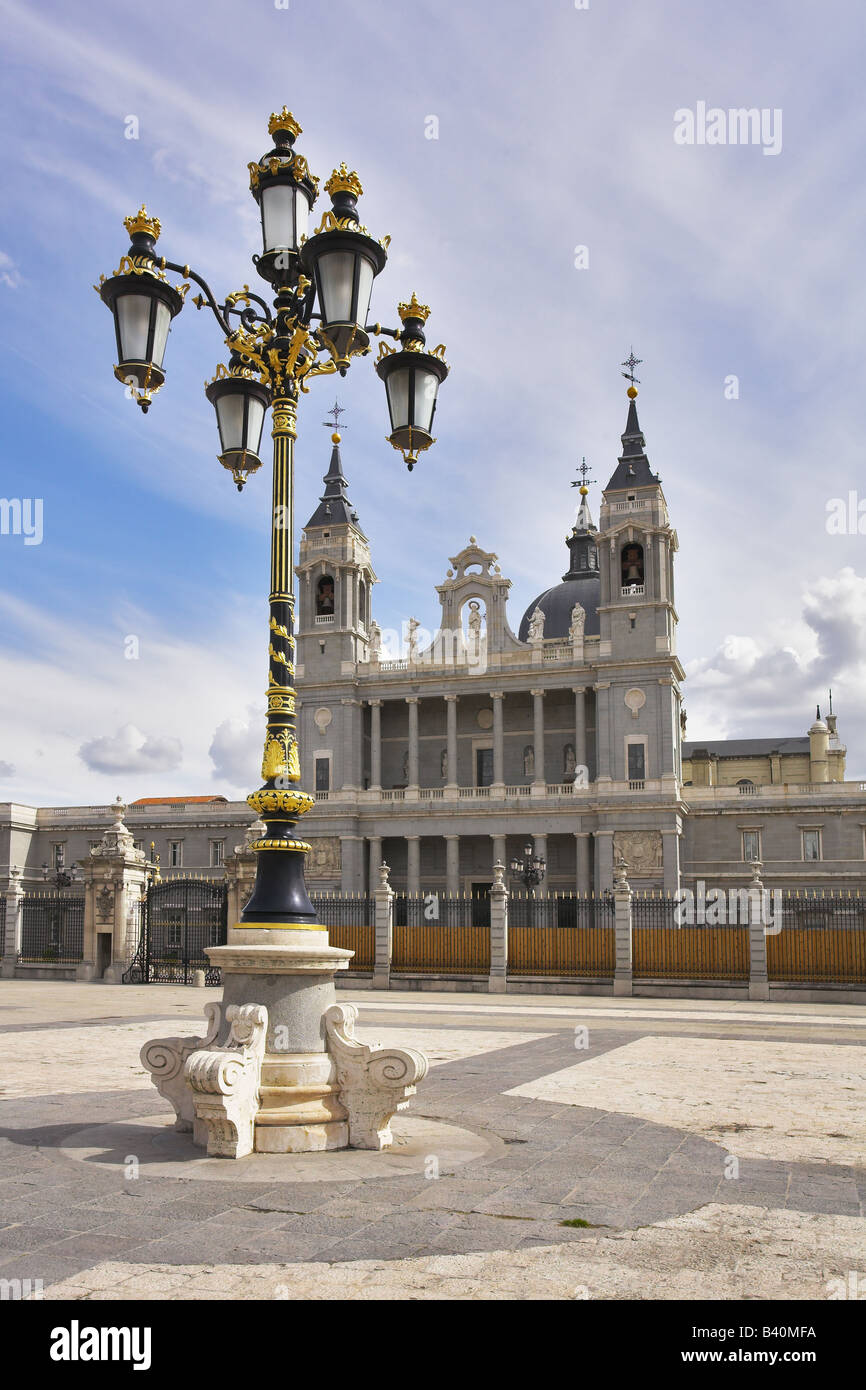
[261,184,298,252]
[355,257,375,328]
[216,393,246,452]
[116,294,153,362]
[245,396,266,455]
[385,369,410,431]
[414,368,439,433]
[318,250,355,323]
[150,301,172,368]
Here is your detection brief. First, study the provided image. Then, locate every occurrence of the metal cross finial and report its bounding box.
[621,349,642,386]
[323,400,347,431]
[571,456,594,489]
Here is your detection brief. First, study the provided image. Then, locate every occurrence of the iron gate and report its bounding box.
[123,878,227,984]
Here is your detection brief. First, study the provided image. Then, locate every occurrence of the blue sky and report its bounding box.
[2,0,866,803]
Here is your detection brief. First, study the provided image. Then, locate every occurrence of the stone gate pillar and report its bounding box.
[1,867,24,979]
[488,861,508,994]
[373,861,394,990]
[79,797,149,981]
[612,854,633,997]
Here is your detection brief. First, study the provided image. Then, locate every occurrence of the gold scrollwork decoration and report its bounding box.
[251,839,312,853]
[247,787,313,818]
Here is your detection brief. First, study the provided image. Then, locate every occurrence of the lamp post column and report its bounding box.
[239,387,316,927]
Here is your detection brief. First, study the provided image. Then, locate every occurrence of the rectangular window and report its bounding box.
[627,744,646,781]
[315,757,331,792]
[169,840,183,868]
[802,829,821,862]
[476,747,494,787]
[53,843,65,869]
[210,840,225,868]
[742,830,761,862]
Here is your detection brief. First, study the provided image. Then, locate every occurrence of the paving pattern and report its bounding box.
[0,984,864,1299]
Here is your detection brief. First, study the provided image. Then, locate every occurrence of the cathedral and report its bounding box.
[2,378,863,895]
[290,378,864,896]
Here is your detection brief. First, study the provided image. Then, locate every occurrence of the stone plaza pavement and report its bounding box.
[0,981,864,1300]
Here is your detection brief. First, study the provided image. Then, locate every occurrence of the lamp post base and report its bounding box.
[140,930,428,1156]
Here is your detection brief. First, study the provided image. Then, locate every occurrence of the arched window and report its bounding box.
[621,542,644,590]
[316,575,335,616]
[359,579,367,627]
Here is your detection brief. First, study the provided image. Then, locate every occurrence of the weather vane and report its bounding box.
[621,349,642,387]
[571,457,594,489]
[323,400,347,433]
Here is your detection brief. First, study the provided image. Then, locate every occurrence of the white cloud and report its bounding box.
[0,250,20,289]
[209,708,261,791]
[78,723,182,775]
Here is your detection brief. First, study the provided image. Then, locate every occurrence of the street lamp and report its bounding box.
[509,844,546,890]
[95,107,450,933]
[42,863,80,891]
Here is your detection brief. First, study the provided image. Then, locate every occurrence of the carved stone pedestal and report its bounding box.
[140,923,427,1157]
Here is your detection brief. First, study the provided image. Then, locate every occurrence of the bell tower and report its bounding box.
[594,356,684,790]
[296,406,377,683]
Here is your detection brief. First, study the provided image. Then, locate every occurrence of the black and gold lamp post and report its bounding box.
[95,108,449,935]
[509,845,546,890]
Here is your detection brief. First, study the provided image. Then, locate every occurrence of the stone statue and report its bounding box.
[680,706,687,737]
[527,606,545,643]
[402,749,409,782]
[523,744,535,777]
[369,621,382,660]
[564,743,576,778]
[569,601,586,643]
[467,600,483,646]
[407,617,420,662]
[440,747,448,778]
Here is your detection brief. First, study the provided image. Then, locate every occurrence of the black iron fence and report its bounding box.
[392,893,490,973]
[507,893,615,976]
[768,892,866,983]
[310,893,374,971]
[19,893,85,965]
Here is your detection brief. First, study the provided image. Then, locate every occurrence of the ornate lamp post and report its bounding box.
[509,844,546,890]
[95,108,445,1157]
[95,108,449,935]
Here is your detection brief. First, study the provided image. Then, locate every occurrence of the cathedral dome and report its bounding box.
[518,489,600,641]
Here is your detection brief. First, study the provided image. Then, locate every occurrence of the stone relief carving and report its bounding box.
[613,831,662,874]
[308,837,341,878]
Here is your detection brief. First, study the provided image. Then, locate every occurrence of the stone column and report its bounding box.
[491,690,505,791]
[445,835,460,895]
[595,682,612,785]
[489,861,508,994]
[444,694,458,794]
[1,867,24,978]
[368,835,382,893]
[530,688,545,793]
[340,698,362,790]
[491,834,507,874]
[573,686,587,777]
[369,699,382,791]
[373,860,394,990]
[407,835,421,895]
[612,854,633,997]
[747,860,770,1002]
[662,826,681,896]
[340,835,364,893]
[406,696,420,796]
[574,832,591,894]
[595,829,614,894]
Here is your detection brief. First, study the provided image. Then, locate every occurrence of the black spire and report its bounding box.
[305,405,363,530]
[562,481,599,580]
[605,355,661,491]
